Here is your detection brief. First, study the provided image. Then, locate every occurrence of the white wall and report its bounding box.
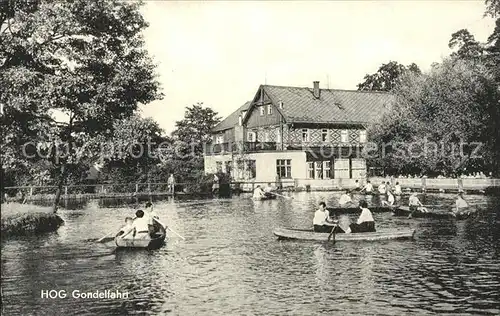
[248,151,307,182]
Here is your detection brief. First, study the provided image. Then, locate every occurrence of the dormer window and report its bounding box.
[302,129,309,142]
[267,104,272,115]
[259,106,264,116]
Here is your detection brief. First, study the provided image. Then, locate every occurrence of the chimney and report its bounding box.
[313,81,320,99]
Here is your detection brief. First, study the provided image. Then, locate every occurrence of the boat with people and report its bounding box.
[252,194,277,201]
[273,227,415,241]
[115,219,166,249]
[392,206,473,220]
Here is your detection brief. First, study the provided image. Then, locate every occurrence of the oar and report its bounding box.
[167,227,185,240]
[97,232,115,243]
[270,192,293,199]
[153,218,185,240]
[327,224,337,243]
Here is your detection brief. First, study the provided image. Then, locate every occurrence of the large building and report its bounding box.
[204,81,393,186]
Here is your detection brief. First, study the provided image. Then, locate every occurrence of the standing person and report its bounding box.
[313,202,344,233]
[275,173,282,191]
[349,200,376,233]
[167,174,175,194]
[212,174,219,193]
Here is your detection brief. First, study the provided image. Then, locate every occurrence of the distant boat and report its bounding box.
[327,205,397,215]
[393,206,473,220]
[115,220,166,249]
[274,227,415,242]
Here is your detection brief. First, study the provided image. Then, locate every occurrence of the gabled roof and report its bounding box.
[261,85,394,125]
[211,101,251,132]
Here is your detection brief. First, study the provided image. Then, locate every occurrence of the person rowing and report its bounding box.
[116,217,135,238]
[339,189,354,207]
[253,185,265,199]
[263,183,275,198]
[348,200,376,233]
[122,210,151,239]
[313,202,344,233]
[145,201,161,234]
[378,182,387,194]
[394,182,402,195]
[382,190,395,207]
[360,180,373,194]
[408,193,428,218]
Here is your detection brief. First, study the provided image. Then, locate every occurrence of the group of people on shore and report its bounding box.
[117,202,162,239]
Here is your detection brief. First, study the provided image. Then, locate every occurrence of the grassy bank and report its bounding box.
[1,203,64,238]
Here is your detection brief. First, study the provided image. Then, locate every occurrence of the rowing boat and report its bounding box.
[327,206,397,215]
[115,220,166,249]
[252,194,277,201]
[393,206,473,220]
[274,227,415,241]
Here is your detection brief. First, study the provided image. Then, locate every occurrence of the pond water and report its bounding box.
[1,192,500,315]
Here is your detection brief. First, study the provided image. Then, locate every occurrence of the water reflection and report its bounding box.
[1,192,500,315]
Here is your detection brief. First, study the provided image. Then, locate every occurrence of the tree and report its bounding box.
[368,58,500,176]
[99,115,169,187]
[168,103,221,182]
[0,0,162,211]
[485,0,500,17]
[449,29,484,60]
[357,61,421,91]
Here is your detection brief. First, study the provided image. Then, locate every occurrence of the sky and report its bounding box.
[139,0,495,134]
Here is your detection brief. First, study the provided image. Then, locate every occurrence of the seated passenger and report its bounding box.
[349,200,376,233]
[338,190,353,207]
[132,210,152,239]
[116,217,134,238]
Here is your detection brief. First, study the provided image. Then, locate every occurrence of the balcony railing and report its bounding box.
[205,142,278,155]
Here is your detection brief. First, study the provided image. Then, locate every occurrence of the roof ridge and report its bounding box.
[263,84,391,94]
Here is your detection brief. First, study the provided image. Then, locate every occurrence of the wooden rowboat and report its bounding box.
[274,227,415,242]
[252,194,277,201]
[393,206,473,220]
[115,220,166,249]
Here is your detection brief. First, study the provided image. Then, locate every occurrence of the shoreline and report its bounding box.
[1,203,64,238]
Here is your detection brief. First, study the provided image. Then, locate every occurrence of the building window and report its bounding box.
[323,161,331,179]
[301,129,309,142]
[216,161,223,173]
[359,130,367,143]
[267,104,273,115]
[247,131,256,142]
[341,130,348,143]
[277,159,292,179]
[215,135,224,144]
[307,162,314,179]
[306,160,331,179]
[315,161,323,179]
[246,160,256,179]
[279,101,284,109]
[321,129,328,142]
[259,106,264,116]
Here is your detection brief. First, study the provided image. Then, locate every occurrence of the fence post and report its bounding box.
[148,182,151,193]
[135,183,139,193]
[64,186,68,196]
[101,185,104,194]
[252,182,255,192]
[29,187,33,196]
[421,177,426,192]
